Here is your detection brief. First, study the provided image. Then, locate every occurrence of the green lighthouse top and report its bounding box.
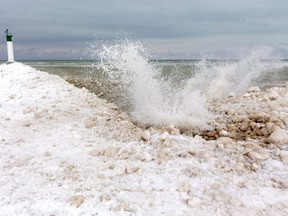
[5,29,13,41]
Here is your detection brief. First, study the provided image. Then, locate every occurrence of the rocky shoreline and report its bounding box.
[1,63,288,215]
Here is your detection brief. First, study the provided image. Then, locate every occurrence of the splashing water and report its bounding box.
[186,51,279,99]
[93,41,213,130]
[89,41,286,130]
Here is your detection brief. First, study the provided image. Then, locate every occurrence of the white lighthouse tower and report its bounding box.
[5,29,15,63]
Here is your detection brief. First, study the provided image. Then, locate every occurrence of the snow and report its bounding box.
[0,62,288,215]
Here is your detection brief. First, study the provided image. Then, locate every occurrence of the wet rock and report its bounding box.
[68,195,85,208]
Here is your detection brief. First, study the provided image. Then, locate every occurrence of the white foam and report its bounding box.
[95,41,213,130]
[185,51,284,99]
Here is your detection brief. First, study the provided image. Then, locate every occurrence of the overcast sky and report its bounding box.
[1,0,288,60]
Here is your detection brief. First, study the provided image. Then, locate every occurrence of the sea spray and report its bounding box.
[92,41,213,130]
[186,49,284,99]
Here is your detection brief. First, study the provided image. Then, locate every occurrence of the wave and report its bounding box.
[88,40,287,130]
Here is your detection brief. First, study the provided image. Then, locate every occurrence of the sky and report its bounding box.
[0,0,288,60]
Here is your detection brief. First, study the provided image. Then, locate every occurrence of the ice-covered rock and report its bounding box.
[267,88,280,100]
[280,151,288,165]
[84,117,97,129]
[141,130,151,141]
[247,151,269,161]
[187,197,202,208]
[104,146,121,157]
[68,195,85,208]
[268,127,288,144]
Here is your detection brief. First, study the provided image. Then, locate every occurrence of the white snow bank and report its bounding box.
[0,63,288,215]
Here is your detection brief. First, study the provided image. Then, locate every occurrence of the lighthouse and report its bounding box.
[5,29,15,63]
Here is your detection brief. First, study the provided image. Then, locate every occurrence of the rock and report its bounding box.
[100,194,111,202]
[268,127,288,144]
[266,122,276,134]
[90,148,104,157]
[235,162,244,171]
[160,132,169,141]
[84,117,97,129]
[169,125,181,135]
[170,128,180,135]
[280,151,288,165]
[177,182,191,192]
[114,165,126,176]
[239,122,250,131]
[157,151,172,164]
[23,106,34,114]
[23,120,32,127]
[228,92,236,97]
[115,202,134,212]
[161,139,172,147]
[232,115,247,123]
[68,195,85,208]
[248,86,261,93]
[219,130,230,137]
[249,112,270,123]
[217,137,233,145]
[243,143,261,151]
[44,151,52,157]
[117,112,129,121]
[104,146,121,157]
[250,122,261,130]
[141,130,151,141]
[267,89,279,100]
[247,151,269,161]
[187,197,202,208]
[118,152,130,160]
[243,93,251,98]
[198,150,215,161]
[125,165,140,174]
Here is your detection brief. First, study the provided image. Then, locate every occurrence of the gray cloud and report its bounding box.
[0,0,288,60]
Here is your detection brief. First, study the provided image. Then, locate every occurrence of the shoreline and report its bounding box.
[0,62,287,215]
